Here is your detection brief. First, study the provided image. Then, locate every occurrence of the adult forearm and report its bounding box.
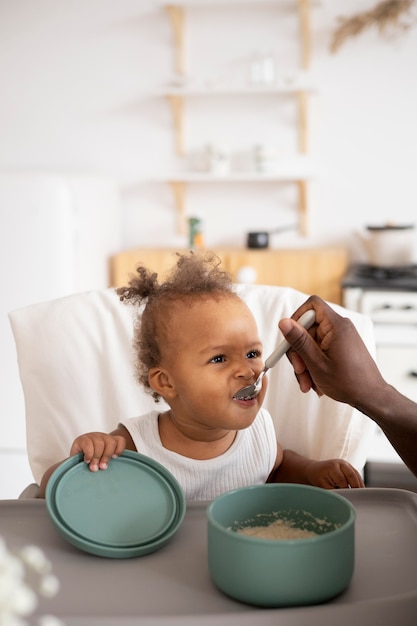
[354,383,417,478]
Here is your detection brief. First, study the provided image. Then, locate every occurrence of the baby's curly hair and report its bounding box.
[116,251,237,401]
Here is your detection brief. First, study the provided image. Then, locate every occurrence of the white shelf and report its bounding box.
[142,154,318,183]
[144,169,316,184]
[148,81,317,97]
[155,173,313,182]
[156,1,319,7]
[156,1,290,6]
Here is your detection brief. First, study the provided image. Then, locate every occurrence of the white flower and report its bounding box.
[38,575,60,599]
[19,546,52,575]
[0,537,64,626]
[7,585,37,616]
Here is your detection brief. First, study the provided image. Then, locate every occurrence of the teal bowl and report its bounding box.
[207,483,355,607]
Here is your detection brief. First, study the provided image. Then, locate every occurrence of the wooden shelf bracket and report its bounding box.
[166,94,185,155]
[168,180,187,234]
[165,5,185,75]
[297,0,311,70]
[297,179,308,236]
[297,90,309,154]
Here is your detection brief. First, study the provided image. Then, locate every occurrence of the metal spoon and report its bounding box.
[233,310,316,401]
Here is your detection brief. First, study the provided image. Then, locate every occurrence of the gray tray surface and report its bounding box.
[1,488,417,625]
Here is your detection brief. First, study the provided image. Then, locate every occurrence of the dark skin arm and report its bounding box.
[278,295,417,479]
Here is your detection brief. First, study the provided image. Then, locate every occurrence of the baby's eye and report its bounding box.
[246,349,261,360]
[210,354,226,364]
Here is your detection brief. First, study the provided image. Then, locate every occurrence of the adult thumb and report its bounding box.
[279,317,317,361]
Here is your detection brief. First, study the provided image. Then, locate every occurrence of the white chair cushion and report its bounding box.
[9,284,376,487]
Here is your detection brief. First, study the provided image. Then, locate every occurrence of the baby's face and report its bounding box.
[157,295,266,433]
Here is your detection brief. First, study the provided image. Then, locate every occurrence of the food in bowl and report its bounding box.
[234,506,340,540]
[207,483,355,607]
[236,516,319,540]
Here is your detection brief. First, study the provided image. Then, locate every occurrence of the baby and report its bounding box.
[39,251,363,499]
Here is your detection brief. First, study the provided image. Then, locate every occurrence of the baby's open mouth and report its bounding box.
[233,378,262,401]
[233,389,256,401]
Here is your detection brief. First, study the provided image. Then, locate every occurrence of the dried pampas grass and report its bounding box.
[331,0,417,53]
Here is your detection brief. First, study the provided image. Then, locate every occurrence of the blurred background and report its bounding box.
[1,0,417,496]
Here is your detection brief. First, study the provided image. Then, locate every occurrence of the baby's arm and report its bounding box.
[38,425,136,498]
[268,449,364,489]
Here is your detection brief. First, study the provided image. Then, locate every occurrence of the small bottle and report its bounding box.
[188,216,204,249]
[249,51,263,85]
[262,51,276,84]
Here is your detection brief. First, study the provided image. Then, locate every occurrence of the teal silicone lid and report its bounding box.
[45,450,186,558]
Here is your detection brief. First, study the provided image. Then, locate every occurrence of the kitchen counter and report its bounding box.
[110,247,349,304]
[1,489,417,625]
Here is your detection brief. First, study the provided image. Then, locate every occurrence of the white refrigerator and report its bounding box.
[0,171,122,497]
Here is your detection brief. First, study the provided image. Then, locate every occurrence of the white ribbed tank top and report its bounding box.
[120,408,277,502]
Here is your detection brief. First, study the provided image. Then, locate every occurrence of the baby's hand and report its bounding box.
[70,432,126,472]
[307,459,365,489]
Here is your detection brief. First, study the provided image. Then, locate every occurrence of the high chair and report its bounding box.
[9,284,377,497]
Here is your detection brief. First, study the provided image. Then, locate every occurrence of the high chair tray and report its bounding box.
[1,488,417,625]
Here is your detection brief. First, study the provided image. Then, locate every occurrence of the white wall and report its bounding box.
[0,0,415,495]
[1,0,416,259]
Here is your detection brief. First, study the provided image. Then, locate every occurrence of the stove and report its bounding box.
[342,263,417,291]
[342,264,417,490]
[343,264,417,326]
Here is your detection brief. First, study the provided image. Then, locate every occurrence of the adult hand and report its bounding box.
[279,295,417,480]
[278,295,386,408]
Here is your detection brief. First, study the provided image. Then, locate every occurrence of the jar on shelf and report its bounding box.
[253,145,279,173]
[248,51,276,85]
[205,144,230,175]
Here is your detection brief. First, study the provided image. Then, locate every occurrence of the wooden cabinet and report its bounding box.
[110,247,348,304]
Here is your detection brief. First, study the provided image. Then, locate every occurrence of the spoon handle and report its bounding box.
[264,310,316,369]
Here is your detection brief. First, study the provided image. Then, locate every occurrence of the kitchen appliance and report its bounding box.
[246,224,297,249]
[356,223,415,267]
[342,263,417,490]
